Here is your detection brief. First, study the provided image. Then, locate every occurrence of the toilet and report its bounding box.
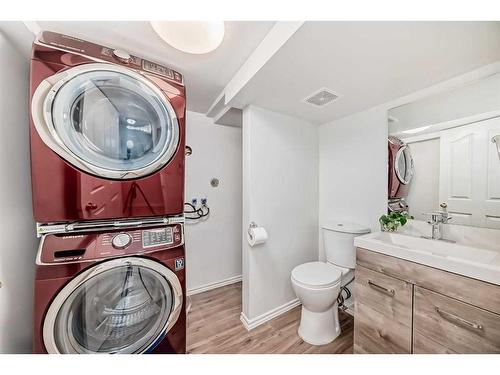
[291,222,370,345]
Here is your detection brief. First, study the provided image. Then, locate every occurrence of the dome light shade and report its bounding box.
[150,21,225,54]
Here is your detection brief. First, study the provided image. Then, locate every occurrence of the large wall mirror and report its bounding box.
[388,72,500,229]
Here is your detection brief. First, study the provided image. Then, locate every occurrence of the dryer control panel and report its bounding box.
[36,31,184,85]
[38,224,184,265]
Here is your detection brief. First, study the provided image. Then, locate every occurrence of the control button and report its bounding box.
[112,49,132,64]
[112,233,132,249]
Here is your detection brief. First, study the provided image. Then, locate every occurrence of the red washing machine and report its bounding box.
[29,31,186,224]
[388,136,414,199]
[33,223,186,354]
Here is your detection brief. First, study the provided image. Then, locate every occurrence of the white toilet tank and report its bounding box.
[322,222,371,268]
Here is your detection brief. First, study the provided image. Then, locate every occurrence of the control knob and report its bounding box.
[112,233,132,249]
[112,49,132,64]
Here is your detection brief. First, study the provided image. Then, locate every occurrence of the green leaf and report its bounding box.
[380,210,413,231]
[379,215,390,224]
[389,212,399,220]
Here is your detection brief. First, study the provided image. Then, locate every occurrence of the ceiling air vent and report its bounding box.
[303,88,340,107]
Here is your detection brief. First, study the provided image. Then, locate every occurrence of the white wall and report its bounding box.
[405,139,440,220]
[318,107,387,259]
[184,111,242,292]
[0,31,38,353]
[242,106,318,320]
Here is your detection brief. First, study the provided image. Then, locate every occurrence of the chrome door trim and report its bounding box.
[31,63,180,180]
[42,256,183,354]
[394,145,414,185]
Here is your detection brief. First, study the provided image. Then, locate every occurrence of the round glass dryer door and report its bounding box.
[32,64,180,179]
[42,257,183,354]
[395,145,414,185]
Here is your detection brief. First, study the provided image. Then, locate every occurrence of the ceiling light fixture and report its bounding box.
[150,21,225,54]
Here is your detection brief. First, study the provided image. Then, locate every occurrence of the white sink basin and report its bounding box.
[372,232,497,263]
[355,231,500,285]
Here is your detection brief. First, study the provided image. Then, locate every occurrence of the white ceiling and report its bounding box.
[36,21,275,113]
[4,21,500,126]
[227,21,500,124]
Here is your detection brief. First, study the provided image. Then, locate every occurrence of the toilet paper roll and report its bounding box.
[247,226,268,247]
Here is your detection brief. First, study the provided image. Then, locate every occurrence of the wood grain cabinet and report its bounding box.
[354,266,412,353]
[354,247,500,354]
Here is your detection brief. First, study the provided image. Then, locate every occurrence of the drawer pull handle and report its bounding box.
[435,307,484,331]
[368,280,395,297]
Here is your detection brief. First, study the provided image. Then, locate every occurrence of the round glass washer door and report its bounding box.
[31,63,180,180]
[395,145,414,185]
[42,257,183,354]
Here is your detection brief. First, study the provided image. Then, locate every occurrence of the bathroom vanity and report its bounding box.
[353,231,500,354]
[354,47,500,354]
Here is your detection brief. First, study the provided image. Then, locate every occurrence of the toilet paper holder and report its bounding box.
[248,221,258,238]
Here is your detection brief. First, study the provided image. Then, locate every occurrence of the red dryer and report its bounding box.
[388,136,414,199]
[33,224,186,354]
[29,31,186,224]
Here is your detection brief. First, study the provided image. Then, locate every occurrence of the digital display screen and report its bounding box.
[142,227,174,248]
[142,60,174,79]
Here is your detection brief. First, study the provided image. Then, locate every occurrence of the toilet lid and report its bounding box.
[322,221,371,234]
[291,262,342,288]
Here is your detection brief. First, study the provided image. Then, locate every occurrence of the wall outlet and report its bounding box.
[201,198,207,205]
[191,198,198,206]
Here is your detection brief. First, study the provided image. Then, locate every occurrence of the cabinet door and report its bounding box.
[354,266,412,354]
[414,286,500,353]
[413,333,456,354]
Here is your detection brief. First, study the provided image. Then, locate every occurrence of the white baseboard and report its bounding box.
[187,275,242,296]
[240,298,301,331]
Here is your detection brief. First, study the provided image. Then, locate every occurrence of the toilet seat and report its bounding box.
[291,262,342,289]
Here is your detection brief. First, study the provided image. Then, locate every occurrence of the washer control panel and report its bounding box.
[39,224,184,264]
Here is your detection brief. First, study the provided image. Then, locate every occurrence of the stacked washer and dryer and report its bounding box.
[29,32,187,354]
[388,136,414,214]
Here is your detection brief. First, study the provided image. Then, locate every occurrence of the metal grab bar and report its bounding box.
[435,307,484,331]
[367,280,395,297]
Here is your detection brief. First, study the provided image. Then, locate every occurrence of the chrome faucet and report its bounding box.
[422,203,452,240]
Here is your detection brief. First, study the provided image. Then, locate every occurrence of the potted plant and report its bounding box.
[379,212,413,232]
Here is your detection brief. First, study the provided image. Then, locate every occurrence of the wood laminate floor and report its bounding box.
[186,282,354,354]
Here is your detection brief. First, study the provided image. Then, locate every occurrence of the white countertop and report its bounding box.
[354,220,500,286]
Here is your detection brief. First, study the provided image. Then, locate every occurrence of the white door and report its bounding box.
[439,117,500,228]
